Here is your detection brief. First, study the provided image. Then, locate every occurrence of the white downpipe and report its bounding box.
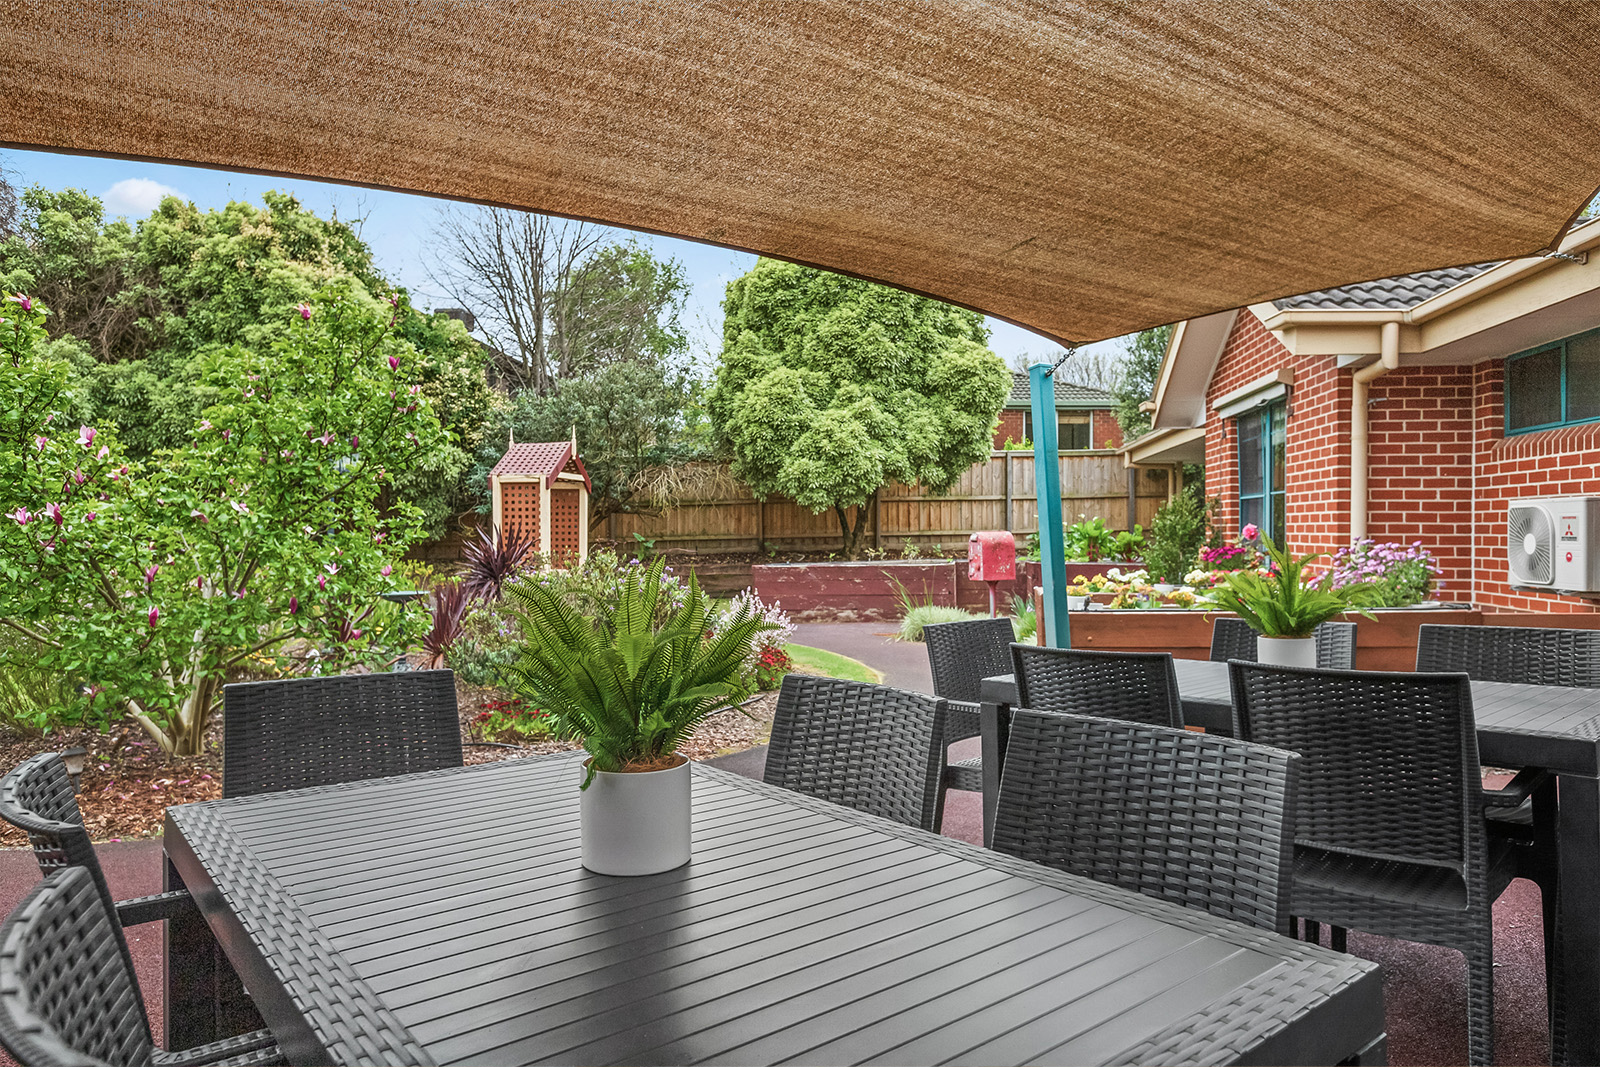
[1350,321,1401,542]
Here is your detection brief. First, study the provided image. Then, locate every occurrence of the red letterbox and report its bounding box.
[967,531,1016,582]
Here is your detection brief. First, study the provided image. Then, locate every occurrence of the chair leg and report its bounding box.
[1532,780,1565,1067]
[1464,938,1496,1067]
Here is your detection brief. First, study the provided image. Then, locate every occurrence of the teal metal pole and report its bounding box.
[1029,363,1070,648]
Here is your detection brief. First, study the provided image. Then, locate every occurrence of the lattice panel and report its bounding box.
[550,487,582,568]
[499,481,539,547]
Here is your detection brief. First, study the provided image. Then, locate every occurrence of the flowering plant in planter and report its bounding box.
[1204,527,1378,638]
[1328,539,1441,607]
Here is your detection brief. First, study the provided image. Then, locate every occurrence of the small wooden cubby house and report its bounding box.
[487,432,591,566]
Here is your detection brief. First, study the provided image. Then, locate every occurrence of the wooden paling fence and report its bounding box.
[607,452,1172,554]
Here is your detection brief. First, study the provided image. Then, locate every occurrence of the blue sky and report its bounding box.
[3,147,1126,374]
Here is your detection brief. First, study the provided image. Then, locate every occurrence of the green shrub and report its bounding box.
[0,630,91,736]
[898,604,983,642]
[1009,595,1037,643]
[1143,492,1208,584]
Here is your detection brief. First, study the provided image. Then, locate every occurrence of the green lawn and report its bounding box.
[786,644,881,685]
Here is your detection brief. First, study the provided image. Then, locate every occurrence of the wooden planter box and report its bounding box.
[753,560,955,615]
[1036,601,1482,671]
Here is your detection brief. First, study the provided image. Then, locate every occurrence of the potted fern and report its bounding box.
[1204,528,1377,667]
[502,556,771,875]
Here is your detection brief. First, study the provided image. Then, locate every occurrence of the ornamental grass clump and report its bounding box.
[502,555,773,787]
[1205,530,1379,638]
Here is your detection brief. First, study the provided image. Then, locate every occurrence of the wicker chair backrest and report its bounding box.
[993,710,1299,934]
[1229,662,1482,866]
[923,617,1016,705]
[223,669,463,797]
[764,675,946,831]
[0,754,151,1040]
[1209,617,1357,670]
[1416,623,1600,687]
[1009,645,1183,729]
[0,866,154,1067]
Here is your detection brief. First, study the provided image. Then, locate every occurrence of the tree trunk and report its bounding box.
[835,492,876,560]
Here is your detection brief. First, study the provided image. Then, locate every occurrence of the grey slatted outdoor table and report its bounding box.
[980,657,1600,1065]
[163,754,1384,1067]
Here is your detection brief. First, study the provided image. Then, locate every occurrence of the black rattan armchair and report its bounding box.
[922,617,1015,828]
[1417,622,1600,686]
[992,709,1300,934]
[0,866,281,1067]
[764,674,947,832]
[222,669,463,797]
[1209,617,1358,669]
[1010,645,1183,728]
[1229,661,1555,1066]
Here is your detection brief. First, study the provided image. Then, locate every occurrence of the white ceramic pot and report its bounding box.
[1256,636,1317,668]
[579,755,692,876]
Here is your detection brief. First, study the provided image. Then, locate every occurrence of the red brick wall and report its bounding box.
[1204,311,1351,554]
[1092,409,1124,450]
[993,409,1027,449]
[1471,360,1600,612]
[1365,367,1475,600]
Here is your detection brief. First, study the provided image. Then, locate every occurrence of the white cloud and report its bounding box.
[102,177,185,217]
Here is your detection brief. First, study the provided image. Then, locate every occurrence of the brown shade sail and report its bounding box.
[7,0,1600,344]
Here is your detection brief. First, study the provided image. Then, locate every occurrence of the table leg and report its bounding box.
[1556,774,1600,1066]
[164,854,262,1048]
[980,699,1011,848]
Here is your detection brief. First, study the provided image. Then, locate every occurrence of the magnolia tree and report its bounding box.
[0,282,446,755]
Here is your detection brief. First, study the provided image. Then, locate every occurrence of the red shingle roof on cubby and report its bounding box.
[487,441,591,491]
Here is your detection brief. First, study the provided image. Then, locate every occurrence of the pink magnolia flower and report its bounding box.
[324,562,339,575]
[350,435,359,450]
[288,596,299,615]
[77,426,95,448]
[98,446,111,460]
[8,508,29,525]
[221,428,232,441]
[1242,523,1260,541]
[389,293,399,307]
[314,431,336,447]
[71,469,86,485]
[84,511,96,522]
[229,500,249,515]
[387,355,400,370]
[374,531,386,544]
[190,509,208,524]
[144,564,160,585]
[380,565,392,577]
[33,436,47,451]
[351,629,363,640]
[44,502,62,527]
[297,303,312,320]
[317,574,327,590]
[147,605,160,627]
[7,294,33,311]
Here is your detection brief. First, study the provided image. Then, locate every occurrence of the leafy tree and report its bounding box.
[708,259,1010,558]
[467,359,704,530]
[0,187,491,536]
[1110,325,1173,440]
[0,283,445,755]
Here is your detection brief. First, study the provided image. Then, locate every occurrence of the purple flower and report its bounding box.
[34,436,47,451]
[145,564,159,585]
[71,468,85,485]
[98,446,111,460]
[317,574,327,590]
[190,509,207,524]
[289,596,299,615]
[8,508,29,525]
[297,303,312,321]
[380,564,391,577]
[77,426,95,448]
[324,562,339,576]
[147,605,160,627]
[387,355,400,370]
[350,435,359,450]
[45,502,62,527]
[314,431,336,447]
[84,511,96,522]
[7,294,33,311]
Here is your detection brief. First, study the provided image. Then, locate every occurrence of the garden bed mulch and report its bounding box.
[0,680,779,849]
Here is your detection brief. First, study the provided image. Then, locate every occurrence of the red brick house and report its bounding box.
[1124,216,1600,612]
[992,372,1124,451]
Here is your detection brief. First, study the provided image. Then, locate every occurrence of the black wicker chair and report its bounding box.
[1209,617,1358,669]
[992,710,1300,934]
[0,866,281,1067]
[1229,661,1556,1066]
[1010,645,1183,728]
[1416,622,1600,686]
[922,617,1015,828]
[764,674,947,831]
[222,669,463,797]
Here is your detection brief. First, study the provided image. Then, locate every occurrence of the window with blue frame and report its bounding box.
[1237,401,1286,544]
[1506,328,1600,433]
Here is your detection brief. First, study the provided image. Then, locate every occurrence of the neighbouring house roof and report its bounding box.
[14,7,1600,348]
[1271,264,1500,310]
[1007,373,1114,410]
[488,441,592,491]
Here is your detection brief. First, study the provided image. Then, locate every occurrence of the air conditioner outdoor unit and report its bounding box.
[1509,496,1600,594]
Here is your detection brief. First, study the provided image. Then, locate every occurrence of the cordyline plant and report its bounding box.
[0,283,446,755]
[460,523,536,601]
[501,555,773,787]
[1205,529,1378,639]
